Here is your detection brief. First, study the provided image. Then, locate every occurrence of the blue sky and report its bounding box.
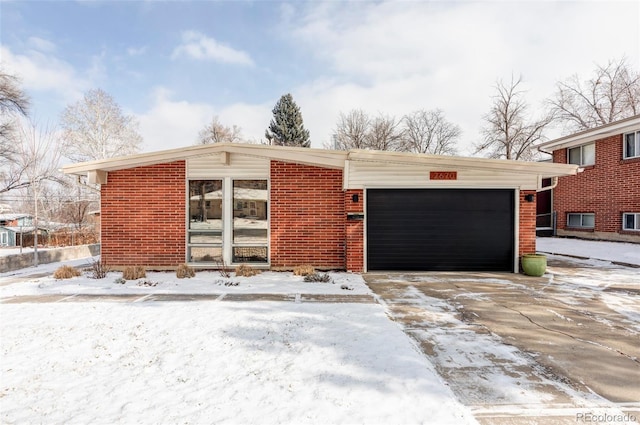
[2,1,639,155]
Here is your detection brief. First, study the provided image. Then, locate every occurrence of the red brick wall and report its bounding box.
[270,161,346,269]
[519,190,537,256]
[553,135,640,238]
[345,189,364,272]
[101,161,186,268]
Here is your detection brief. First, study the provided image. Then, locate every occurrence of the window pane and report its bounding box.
[581,144,595,165]
[625,133,636,158]
[233,246,268,263]
[567,214,581,227]
[624,214,634,230]
[189,247,222,263]
[188,231,222,244]
[581,214,595,228]
[189,180,223,230]
[568,147,581,165]
[233,180,268,244]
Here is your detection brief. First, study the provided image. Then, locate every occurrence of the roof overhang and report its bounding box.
[62,142,578,182]
[537,114,640,153]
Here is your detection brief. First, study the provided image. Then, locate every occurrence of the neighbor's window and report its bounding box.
[568,143,595,166]
[623,213,640,231]
[624,131,640,159]
[567,213,595,228]
[188,180,223,263]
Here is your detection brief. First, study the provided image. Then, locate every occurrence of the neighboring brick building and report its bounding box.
[538,114,640,243]
[63,143,576,272]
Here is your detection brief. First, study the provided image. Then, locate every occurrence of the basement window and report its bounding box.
[568,143,595,166]
[623,131,640,159]
[623,213,640,231]
[567,213,595,229]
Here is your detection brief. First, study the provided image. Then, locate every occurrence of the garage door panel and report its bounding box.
[367,189,514,271]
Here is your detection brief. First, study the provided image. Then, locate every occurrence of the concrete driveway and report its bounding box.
[365,256,640,425]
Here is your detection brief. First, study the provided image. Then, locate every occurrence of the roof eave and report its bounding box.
[538,114,640,152]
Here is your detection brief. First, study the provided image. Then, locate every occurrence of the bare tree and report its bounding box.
[0,70,30,146]
[330,110,402,151]
[366,114,403,151]
[401,109,460,155]
[60,88,143,162]
[330,109,370,150]
[14,120,64,264]
[0,70,31,193]
[476,76,554,161]
[197,116,242,144]
[549,57,640,132]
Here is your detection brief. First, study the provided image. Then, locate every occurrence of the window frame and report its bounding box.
[566,213,595,229]
[623,131,640,159]
[567,143,595,166]
[231,179,269,264]
[187,179,224,264]
[622,213,640,231]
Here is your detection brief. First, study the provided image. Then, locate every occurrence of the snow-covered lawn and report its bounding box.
[537,237,640,266]
[1,302,476,424]
[0,267,476,424]
[1,237,637,424]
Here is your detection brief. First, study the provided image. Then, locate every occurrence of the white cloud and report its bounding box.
[136,87,272,151]
[126,46,147,56]
[281,1,640,154]
[27,36,57,53]
[0,45,90,103]
[137,87,215,152]
[171,31,254,66]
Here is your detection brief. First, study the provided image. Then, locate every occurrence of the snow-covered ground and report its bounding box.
[1,237,638,424]
[0,264,477,424]
[537,237,640,266]
[0,246,51,257]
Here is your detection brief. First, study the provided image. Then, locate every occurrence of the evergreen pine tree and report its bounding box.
[265,93,311,147]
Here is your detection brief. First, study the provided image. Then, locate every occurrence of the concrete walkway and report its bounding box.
[0,292,377,304]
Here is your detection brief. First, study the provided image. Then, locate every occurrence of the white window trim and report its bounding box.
[623,130,640,159]
[186,177,270,266]
[622,212,640,231]
[567,213,595,229]
[567,143,595,166]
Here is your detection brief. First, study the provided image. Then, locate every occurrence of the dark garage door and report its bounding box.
[367,189,515,271]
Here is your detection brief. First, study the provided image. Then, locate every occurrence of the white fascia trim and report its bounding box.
[538,115,640,152]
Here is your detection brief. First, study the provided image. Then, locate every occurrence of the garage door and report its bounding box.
[367,189,515,271]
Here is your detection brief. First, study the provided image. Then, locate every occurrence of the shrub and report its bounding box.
[176,263,195,279]
[86,259,110,279]
[217,260,231,278]
[53,265,81,280]
[304,272,333,283]
[235,264,260,277]
[122,266,146,280]
[293,265,315,276]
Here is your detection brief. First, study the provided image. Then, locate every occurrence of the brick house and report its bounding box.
[62,143,576,272]
[538,114,640,243]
